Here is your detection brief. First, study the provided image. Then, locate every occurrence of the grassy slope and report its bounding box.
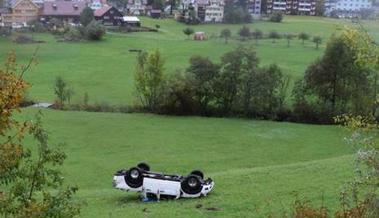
[19,108,353,217]
[1,16,377,105]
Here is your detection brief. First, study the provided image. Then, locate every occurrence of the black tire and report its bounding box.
[125,167,143,188]
[137,162,150,172]
[181,175,202,195]
[190,170,204,179]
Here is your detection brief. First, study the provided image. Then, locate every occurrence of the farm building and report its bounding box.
[94,5,124,26]
[194,31,206,40]
[40,1,87,23]
[0,0,39,27]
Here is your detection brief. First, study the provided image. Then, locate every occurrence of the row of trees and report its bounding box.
[135,47,289,118]
[218,26,322,48]
[135,30,377,123]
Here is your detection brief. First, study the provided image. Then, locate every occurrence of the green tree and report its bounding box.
[284,33,295,47]
[268,31,281,43]
[85,20,106,40]
[214,46,258,113]
[312,35,322,49]
[220,28,232,44]
[298,36,373,116]
[186,56,219,114]
[270,11,283,22]
[315,0,325,16]
[238,25,251,41]
[298,32,310,45]
[252,64,286,114]
[183,27,194,39]
[54,76,74,108]
[251,29,263,45]
[134,50,165,111]
[80,6,94,27]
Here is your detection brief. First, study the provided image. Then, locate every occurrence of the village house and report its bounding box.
[94,5,123,25]
[0,0,39,27]
[40,1,87,23]
[126,0,146,15]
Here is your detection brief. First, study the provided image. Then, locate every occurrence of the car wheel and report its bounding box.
[125,167,143,188]
[137,162,150,171]
[181,175,202,195]
[190,170,204,179]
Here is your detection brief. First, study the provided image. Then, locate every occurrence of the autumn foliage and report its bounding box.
[0,51,30,182]
[0,52,80,218]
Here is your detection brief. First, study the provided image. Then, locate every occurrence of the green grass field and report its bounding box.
[19,108,353,218]
[2,15,377,217]
[1,16,377,105]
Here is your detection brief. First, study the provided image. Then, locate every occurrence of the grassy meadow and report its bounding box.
[1,16,377,105]
[19,108,353,218]
[2,15,378,217]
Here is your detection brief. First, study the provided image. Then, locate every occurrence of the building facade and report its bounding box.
[1,0,39,26]
[204,0,224,22]
[248,0,261,17]
[325,0,372,14]
[40,1,87,23]
[265,0,316,15]
[94,5,123,25]
[127,0,146,15]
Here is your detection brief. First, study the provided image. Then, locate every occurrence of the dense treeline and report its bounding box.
[135,46,289,119]
[134,34,378,124]
[292,35,377,123]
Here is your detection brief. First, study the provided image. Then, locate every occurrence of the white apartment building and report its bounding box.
[204,0,223,22]
[127,0,147,15]
[249,0,261,17]
[327,0,372,12]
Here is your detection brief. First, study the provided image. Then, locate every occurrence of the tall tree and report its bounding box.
[312,36,322,49]
[284,33,294,47]
[80,7,94,27]
[301,36,373,115]
[298,32,310,45]
[134,50,165,111]
[220,28,232,44]
[238,25,251,41]
[214,47,259,113]
[251,29,263,45]
[268,31,281,43]
[186,56,219,114]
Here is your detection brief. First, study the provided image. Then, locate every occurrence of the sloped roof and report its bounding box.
[41,1,87,16]
[93,5,111,16]
[10,0,39,9]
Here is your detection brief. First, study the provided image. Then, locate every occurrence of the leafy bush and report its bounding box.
[183,27,194,39]
[13,34,44,44]
[63,27,83,42]
[28,20,47,33]
[238,25,251,41]
[270,12,283,22]
[224,5,252,24]
[85,21,106,40]
[80,7,94,27]
[0,27,11,37]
